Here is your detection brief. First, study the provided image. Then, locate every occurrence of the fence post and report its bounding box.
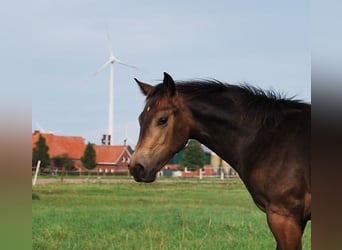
[32,160,41,186]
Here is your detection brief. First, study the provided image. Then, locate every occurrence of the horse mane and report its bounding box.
[237,84,310,126]
[148,79,310,127]
[175,80,310,127]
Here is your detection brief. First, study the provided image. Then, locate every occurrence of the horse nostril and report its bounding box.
[132,164,145,178]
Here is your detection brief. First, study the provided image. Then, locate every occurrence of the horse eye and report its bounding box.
[157,116,168,126]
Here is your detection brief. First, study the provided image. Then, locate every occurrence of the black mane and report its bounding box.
[151,80,310,127]
[175,80,306,104]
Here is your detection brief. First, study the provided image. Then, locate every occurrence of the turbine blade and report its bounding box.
[116,59,139,70]
[107,33,114,57]
[94,60,111,75]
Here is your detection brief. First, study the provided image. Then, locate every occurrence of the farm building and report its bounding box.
[32,130,237,178]
[93,144,133,174]
[32,130,132,174]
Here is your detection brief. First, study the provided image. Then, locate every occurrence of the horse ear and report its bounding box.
[135,78,154,96]
[163,72,176,96]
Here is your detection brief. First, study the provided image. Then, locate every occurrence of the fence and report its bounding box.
[32,168,130,177]
[32,167,238,179]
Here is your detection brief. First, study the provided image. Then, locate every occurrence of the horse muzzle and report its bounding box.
[128,163,157,183]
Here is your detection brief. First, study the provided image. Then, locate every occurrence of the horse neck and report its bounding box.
[183,91,256,169]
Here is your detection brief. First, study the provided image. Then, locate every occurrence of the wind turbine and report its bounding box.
[94,34,138,146]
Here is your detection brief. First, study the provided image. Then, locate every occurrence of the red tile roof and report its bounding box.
[93,145,131,163]
[32,131,132,166]
[32,130,86,159]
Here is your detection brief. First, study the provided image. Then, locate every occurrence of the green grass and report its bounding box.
[32,178,311,250]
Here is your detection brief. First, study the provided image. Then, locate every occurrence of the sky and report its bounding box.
[31,0,310,146]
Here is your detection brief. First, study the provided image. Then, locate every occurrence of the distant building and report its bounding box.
[93,145,133,175]
[32,130,237,178]
[210,152,237,177]
[32,130,86,170]
[32,130,132,174]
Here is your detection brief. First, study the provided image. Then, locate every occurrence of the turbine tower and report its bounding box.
[94,34,138,146]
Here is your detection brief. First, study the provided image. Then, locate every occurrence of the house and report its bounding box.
[32,130,236,178]
[93,145,132,175]
[32,130,132,174]
[32,130,86,170]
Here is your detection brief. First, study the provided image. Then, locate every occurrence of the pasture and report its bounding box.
[32,178,311,249]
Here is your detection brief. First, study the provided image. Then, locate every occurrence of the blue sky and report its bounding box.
[32,0,310,146]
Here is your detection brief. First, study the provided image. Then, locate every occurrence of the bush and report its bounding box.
[32,193,40,200]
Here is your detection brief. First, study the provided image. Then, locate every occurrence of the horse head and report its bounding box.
[129,72,191,182]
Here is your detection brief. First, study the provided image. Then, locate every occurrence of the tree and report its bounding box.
[51,154,74,182]
[180,140,206,171]
[81,143,97,170]
[51,154,74,171]
[32,134,50,168]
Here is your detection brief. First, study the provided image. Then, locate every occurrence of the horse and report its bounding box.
[129,72,311,250]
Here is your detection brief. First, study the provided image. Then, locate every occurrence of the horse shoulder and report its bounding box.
[238,113,310,218]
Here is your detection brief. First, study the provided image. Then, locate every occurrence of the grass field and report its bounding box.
[32,177,311,250]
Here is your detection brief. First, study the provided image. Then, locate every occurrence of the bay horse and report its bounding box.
[129,72,311,250]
